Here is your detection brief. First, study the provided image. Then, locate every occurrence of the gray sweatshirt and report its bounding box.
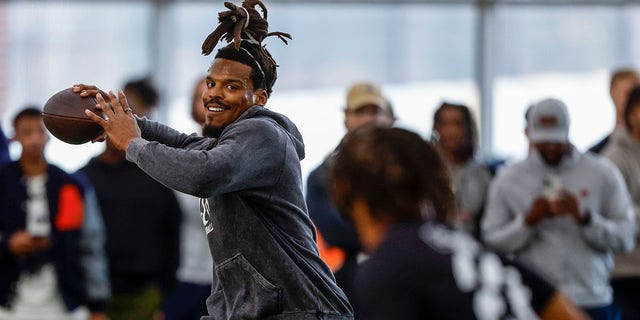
[481,146,635,308]
[126,106,353,319]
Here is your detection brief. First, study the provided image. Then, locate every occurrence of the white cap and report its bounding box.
[528,98,570,143]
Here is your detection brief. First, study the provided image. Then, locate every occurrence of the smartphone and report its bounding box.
[542,174,563,201]
[26,198,51,238]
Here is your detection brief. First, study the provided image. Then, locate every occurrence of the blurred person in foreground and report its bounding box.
[482,98,635,320]
[430,102,492,239]
[306,81,394,300]
[0,107,107,319]
[603,85,640,319]
[590,67,640,154]
[330,125,588,319]
[75,0,353,318]
[80,78,182,320]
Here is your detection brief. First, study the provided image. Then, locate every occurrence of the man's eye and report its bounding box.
[206,82,214,88]
[226,85,238,90]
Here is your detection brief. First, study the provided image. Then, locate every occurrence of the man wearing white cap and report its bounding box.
[482,98,636,320]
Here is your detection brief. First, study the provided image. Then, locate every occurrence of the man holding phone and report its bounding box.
[482,98,636,320]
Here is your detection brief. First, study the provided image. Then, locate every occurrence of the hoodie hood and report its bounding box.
[234,105,306,160]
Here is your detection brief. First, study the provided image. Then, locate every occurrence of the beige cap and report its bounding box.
[346,82,389,112]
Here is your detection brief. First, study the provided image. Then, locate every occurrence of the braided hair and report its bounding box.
[331,126,454,224]
[201,0,291,97]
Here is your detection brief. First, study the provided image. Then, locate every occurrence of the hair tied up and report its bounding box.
[201,0,291,57]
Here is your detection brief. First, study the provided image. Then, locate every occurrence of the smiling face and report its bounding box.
[201,58,267,137]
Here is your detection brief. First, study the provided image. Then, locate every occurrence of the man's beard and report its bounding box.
[202,124,225,138]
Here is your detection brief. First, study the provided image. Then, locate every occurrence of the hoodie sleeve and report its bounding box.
[136,116,215,151]
[579,160,636,253]
[127,118,286,198]
[482,174,537,254]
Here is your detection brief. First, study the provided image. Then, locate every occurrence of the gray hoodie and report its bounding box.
[126,106,353,319]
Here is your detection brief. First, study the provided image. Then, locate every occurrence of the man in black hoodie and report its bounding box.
[76,1,352,319]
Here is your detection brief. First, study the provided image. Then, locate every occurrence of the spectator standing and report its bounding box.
[306,81,394,300]
[0,107,105,319]
[430,102,492,238]
[482,98,635,320]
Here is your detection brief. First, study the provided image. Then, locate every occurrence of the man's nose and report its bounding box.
[204,86,221,101]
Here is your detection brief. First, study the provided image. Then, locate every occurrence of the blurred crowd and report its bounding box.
[1,66,639,320]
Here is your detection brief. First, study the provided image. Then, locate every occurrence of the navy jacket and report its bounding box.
[0,162,87,311]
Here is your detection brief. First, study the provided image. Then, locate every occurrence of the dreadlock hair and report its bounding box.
[201,0,291,97]
[331,126,454,224]
[431,102,478,163]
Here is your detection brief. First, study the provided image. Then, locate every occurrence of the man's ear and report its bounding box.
[254,89,268,106]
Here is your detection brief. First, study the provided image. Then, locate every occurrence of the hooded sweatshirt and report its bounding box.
[482,147,635,308]
[126,106,353,319]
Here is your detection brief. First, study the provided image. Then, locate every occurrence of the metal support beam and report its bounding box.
[149,0,172,124]
[475,0,496,160]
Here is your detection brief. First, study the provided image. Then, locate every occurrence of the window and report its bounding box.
[491,5,636,161]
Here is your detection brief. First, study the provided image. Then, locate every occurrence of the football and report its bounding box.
[42,88,105,144]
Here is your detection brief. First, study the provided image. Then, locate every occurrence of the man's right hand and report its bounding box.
[73,84,109,101]
[8,231,50,255]
[525,197,551,226]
